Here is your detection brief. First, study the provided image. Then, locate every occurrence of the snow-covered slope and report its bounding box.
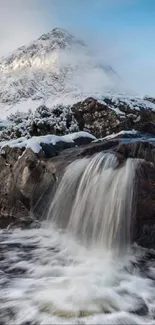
[0,28,120,118]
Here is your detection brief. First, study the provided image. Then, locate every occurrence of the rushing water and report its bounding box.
[1,226,155,324]
[1,152,155,324]
[48,152,137,251]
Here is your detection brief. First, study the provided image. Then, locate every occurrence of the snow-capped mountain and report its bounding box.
[0,28,121,118]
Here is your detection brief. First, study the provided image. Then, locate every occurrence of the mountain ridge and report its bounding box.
[0,28,123,118]
[0,27,154,125]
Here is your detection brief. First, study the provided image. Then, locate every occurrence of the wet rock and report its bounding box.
[40,141,75,158]
[116,142,155,164]
[76,140,119,157]
[139,122,155,136]
[0,148,56,227]
[134,161,155,247]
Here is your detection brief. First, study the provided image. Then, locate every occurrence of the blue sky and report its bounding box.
[0,0,155,95]
[47,0,155,30]
[40,0,155,33]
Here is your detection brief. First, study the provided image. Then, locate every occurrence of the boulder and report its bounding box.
[71,97,155,138]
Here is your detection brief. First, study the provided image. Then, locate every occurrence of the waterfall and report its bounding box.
[47,152,137,251]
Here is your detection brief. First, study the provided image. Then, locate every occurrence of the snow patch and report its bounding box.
[93,130,139,142]
[0,132,96,154]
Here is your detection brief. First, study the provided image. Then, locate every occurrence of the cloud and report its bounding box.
[0,0,139,57]
[0,0,53,56]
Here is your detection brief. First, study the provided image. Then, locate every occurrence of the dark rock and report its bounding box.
[1,145,25,166]
[134,161,155,247]
[116,142,155,164]
[139,122,155,136]
[76,140,119,157]
[39,135,95,158]
[40,141,75,158]
[72,97,120,137]
[73,136,96,147]
[71,97,155,138]
[0,148,57,226]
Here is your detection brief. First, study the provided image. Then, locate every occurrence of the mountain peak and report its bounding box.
[0,27,120,117]
[38,28,73,41]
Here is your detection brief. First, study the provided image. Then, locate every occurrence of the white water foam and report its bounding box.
[0,226,155,324]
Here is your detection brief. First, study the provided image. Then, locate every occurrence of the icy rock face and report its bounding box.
[0,28,118,117]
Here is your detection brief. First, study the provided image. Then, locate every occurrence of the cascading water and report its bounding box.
[48,152,137,251]
[2,151,155,325]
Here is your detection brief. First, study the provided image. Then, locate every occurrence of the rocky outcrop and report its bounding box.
[72,97,155,138]
[0,148,56,227]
